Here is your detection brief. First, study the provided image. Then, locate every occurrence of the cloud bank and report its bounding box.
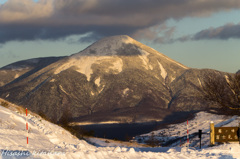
[193,23,240,40]
[174,23,240,43]
[1,0,240,43]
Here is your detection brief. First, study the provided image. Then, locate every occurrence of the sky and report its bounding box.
[0,0,240,73]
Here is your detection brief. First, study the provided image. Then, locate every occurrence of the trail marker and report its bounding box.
[26,108,28,146]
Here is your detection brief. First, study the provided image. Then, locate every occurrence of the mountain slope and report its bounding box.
[0,35,228,124]
[169,69,229,111]
[0,35,190,123]
[0,57,64,87]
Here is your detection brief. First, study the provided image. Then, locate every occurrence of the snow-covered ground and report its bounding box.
[1,104,240,159]
[135,111,240,148]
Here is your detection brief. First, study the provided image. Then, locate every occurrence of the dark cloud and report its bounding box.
[174,23,240,42]
[193,23,240,40]
[1,0,240,43]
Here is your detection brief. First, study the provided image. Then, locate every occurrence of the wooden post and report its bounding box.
[239,123,240,145]
[210,121,215,146]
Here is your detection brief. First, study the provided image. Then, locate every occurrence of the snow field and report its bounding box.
[1,105,240,159]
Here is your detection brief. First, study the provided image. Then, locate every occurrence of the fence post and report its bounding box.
[210,121,215,146]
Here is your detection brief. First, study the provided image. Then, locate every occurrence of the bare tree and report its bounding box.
[202,72,240,113]
[225,73,240,108]
[58,94,72,126]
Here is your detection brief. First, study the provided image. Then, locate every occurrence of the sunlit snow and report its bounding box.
[1,105,240,159]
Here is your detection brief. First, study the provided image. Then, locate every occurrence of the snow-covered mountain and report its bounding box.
[1,103,240,159]
[0,35,229,123]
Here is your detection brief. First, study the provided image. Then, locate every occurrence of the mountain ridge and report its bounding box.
[0,35,229,123]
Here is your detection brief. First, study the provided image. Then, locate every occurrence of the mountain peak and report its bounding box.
[90,35,137,46]
[72,35,142,57]
[101,35,134,42]
[57,35,188,77]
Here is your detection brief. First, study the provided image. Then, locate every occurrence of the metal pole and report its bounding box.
[200,137,201,149]
[187,120,189,148]
[199,129,202,149]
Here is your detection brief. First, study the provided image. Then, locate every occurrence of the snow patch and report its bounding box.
[198,78,202,87]
[138,49,150,69]
[14,74,19,79]
[108,58,123,73]
[75,56,108,81]
[54,56,122,81]
[157,60,167,79]
[59,85,69,95]
[99,85,105,93]
[225,75,230,84]
[123,88,130,95]
[149,65,153,70]
[54,56,110,81]
[154,75,160,80]
[225,75,237,95]
[170,76,175,82]
[95,77,101,86]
